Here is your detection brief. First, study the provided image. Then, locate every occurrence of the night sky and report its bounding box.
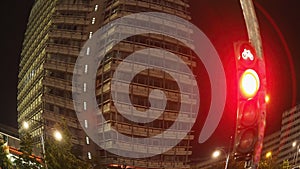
[0,0,299,158]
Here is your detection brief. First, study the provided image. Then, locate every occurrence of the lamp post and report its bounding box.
[265,151,272,169]
[265,151,272,159]
[22,120,63,169]
[212,148,230,169]
[22,120,47,169]
[292,141,300,167]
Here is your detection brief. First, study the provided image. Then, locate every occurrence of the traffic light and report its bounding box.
[233,41,266,162]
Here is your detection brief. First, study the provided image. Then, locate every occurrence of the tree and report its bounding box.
[45,122,90,169]
[209,157,245,169]
[258,155,284,169]
[0,136,12,169]
[14,132,42,169]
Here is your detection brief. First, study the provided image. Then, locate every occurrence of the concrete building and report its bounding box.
[260,104,300,167]
[278,104,300,166]
[261,131,280,160]
[18,0,99,162]
[18,0,196,168]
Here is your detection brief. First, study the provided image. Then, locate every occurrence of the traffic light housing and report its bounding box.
[233,41,266,162]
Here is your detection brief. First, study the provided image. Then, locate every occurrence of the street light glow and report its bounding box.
[53,130,62,141]
[212,150,221,158]
[23,121,29,129]
[239,69,260,99]
[266,151,272,158]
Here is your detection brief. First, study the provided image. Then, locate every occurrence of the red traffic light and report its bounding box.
[233,41,266,162]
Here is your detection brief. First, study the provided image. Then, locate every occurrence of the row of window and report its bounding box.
[97,130,190,146]
[105,0,188,13]
[18,79,43,112]
[98,112,192,130]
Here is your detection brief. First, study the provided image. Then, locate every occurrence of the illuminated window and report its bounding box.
[94,5,98,11]
[89,32,93,39]
[91,17,96,24]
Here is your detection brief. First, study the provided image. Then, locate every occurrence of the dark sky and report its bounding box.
[0,0,299,158]
[0,0,35,128]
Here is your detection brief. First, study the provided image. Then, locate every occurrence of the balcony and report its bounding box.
[42,94,75,110]
[46,44,80,57]
[49,29,87,40]
[44,59,75,74]
[43,109,78,129]
[52,16,89,25]
[56,4,92,12]
[42,76,73,92]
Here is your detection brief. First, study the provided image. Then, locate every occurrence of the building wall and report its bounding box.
[261,131,280,160]
[18,0,100,160]
[260,104,300,166]
[94,0,195,168]
[18,0,195,168]
[278,104,300,165]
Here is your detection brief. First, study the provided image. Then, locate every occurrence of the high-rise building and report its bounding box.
[261,131,280,160]
[260,104,300,167]
[278,104,300,165]
[17,0,100,161]
[18,0,196,168]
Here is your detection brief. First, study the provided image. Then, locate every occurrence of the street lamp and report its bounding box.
[22,120,47,169]
[212,148,230,169]
[292,141,300,167]
[265,151,272,159]
[212,150,221,158]
[22,121,29,130]
[22,120,63,169]
[53,130,62,141]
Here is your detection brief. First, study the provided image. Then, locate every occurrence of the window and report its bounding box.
[89,32,93,39]
[94,4,98,11]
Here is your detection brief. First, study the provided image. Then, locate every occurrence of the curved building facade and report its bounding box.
[18,0,196,168]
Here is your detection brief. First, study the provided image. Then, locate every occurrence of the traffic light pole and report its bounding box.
[239,0,263,59]
[239,0,265,168]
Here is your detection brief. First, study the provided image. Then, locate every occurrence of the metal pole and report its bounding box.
[225,136,233,169]
[41,131,48,169]
[225,153,230,169]
[296,145,299,166]
[239,1,265,168]
[239,0,263,59]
